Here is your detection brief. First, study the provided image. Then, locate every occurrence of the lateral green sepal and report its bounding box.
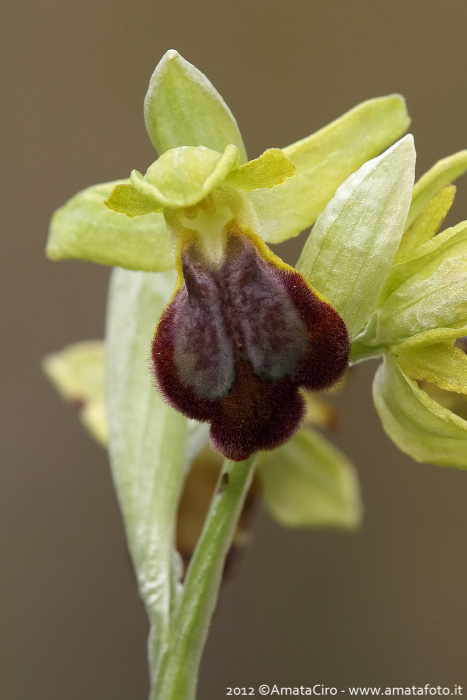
[373,354,467,469]
[47,181,175,272]
[248,94,410,243]
[105,183,163,217]
[258,428,361,529]
[226,148,296,191]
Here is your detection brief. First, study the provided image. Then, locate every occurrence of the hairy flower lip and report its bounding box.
[152,224,349,460]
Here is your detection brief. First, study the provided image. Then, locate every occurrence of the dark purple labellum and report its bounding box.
[152,227,349,461]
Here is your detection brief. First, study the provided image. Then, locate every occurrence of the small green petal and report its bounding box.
[395,342,467,394]
[258,428,361,530]
[361,221,467,350]
[396,185,455,261]
[131,145,239,208]
[249,94,410,243]
[406,150,467,229]
[105,184,163,217]
[373,354,467,469]
[42,341,107,446]
[297,136,415,340]
[144,49,247,163]
[47,181,175,272]
[226,148,296,191]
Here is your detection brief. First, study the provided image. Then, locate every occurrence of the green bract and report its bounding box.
[297,135,416,339]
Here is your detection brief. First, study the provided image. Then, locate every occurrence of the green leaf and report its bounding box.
[396,185,455,261]
[43,341,107,446]
[105,267,187,673]
[396,342,467,394]
[373,354,467,469]
[144,50,247,163]
[226,148,296,191]
[47,181,175,272]
[296,135,416,339]
[406,150,467,229]
[360,221,467,350]
[249,94,410,243]
[258,428,361,529]
[105,183,163,217]
[131,144,239,208]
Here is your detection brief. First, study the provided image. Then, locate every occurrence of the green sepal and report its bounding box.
[395,342,467,394]
[406,150,467,229]
[131,145,239,208]
[258,428,361,530]
[105,183,163,217]
[396,185,455,261]
[373,354,467,469]
[144,50,247,163]
[297,136,415,340]
[42,341,107,446]
[47,181,175,272]
[248,94,411,243]
[226,148,296,191]
[359,221,467,350]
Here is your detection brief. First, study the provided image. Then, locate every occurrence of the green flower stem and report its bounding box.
[151,455,257,700]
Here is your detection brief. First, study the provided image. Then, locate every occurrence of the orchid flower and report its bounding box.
[44,49,467,700]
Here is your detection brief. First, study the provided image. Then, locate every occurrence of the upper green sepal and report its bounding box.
[47,181,175,272]
[144,49,247,163]
[131,144,240,208]
[105,183,163,217]
[226,148,296,191]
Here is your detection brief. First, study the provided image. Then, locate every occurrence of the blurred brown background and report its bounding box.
[2,1,467,698]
